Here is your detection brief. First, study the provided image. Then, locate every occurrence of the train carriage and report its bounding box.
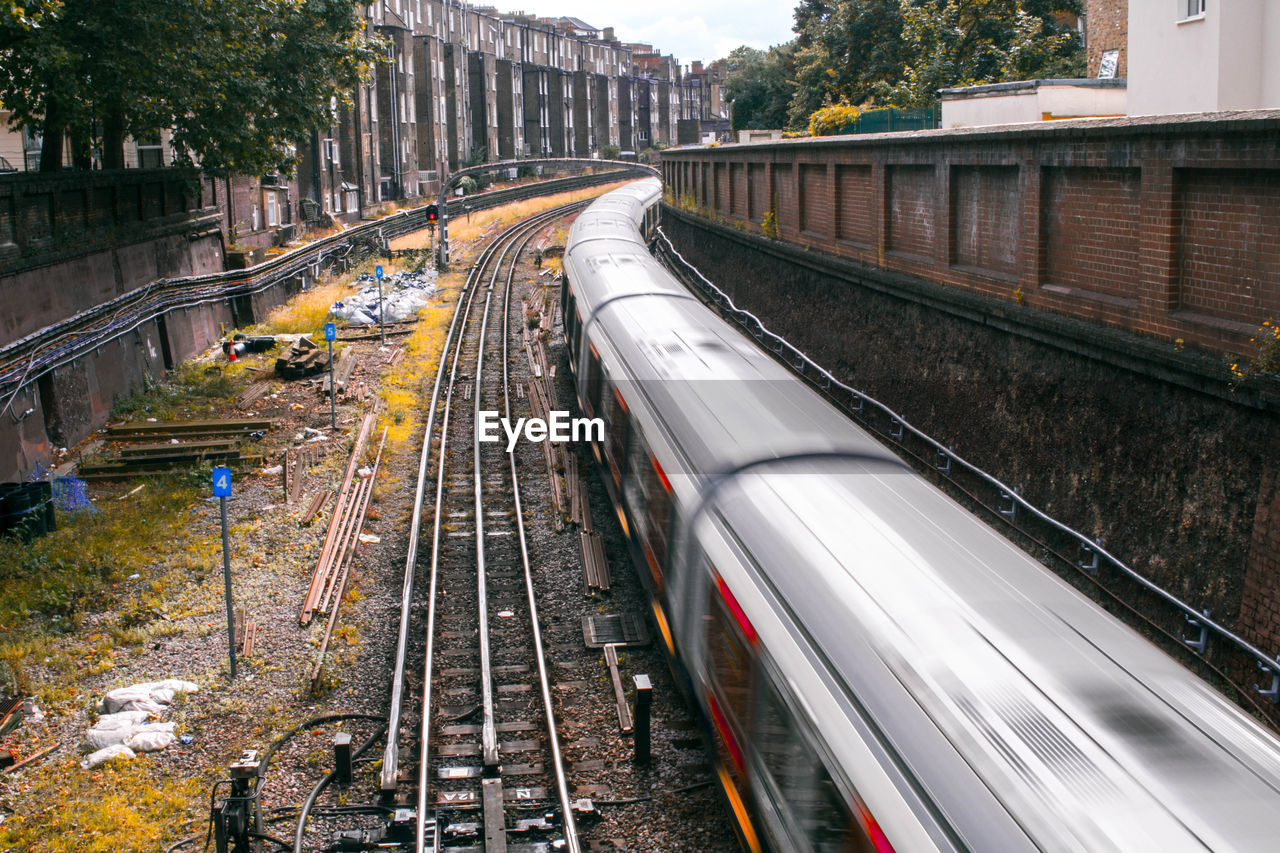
[560,179,1280,852]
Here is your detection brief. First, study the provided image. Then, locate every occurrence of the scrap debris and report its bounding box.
[275,336,330,378]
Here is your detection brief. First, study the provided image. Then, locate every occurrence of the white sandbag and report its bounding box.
[84,724,139,751]
[99,679,198,713]
[151,679,198,695]
[95,710,150,730]
[125,725,177,753]
[81,744,136,769]
[99,685,164,715]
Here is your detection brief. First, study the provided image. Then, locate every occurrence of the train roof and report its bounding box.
[566,181,1280,851]
[710,464,1280,851]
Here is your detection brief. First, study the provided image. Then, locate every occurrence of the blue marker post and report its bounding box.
[375,264,386,347]
[324,322,337,430]
[213,467,236,679]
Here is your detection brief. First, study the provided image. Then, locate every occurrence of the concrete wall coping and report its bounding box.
[664,108,1280,151]
[939,78,1129,97]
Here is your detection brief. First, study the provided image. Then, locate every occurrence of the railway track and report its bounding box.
[380,202,587,853]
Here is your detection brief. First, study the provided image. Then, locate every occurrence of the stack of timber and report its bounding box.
[275,336,329,378]
[78,418,272,479]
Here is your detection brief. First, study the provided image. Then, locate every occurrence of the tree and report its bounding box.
[0,0,382,174]
[783,0,1083,123]
[874,0,1083,107]
[723,44,798,132]
[789,0,907,125]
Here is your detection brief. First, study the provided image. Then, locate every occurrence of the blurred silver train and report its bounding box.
[561,179,1280,852]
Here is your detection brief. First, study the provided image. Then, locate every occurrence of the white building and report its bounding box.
[1127,0,1280,115]
[940,79,1127,128]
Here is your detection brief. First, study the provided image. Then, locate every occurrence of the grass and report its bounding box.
[376,270,465,446]
[0,476,216,699]
[391,179,634,249]
[108,362,240,423]
[252,279,353,336]
[0,756,212,852]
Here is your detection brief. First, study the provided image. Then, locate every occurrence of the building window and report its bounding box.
[1183,0,1205,18]
[136,132,164,169]
[264,190,279,227]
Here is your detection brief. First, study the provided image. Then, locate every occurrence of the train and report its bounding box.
[559,179,1280,852]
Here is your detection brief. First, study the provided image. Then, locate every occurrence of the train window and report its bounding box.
[601,385,629,487]
[705,570,755,752]
[586,344,602,416]
[623,441,673,590]
[562,286,577,362]
[754,674,878,853]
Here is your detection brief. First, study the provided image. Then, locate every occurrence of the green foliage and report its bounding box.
[1229,318,1280,388]
[808,101,863,136]
[599,144,621,160]
[726,0,1087,129]
[873,0,1084,107]
[456,176,478,195]
[0,0,385,174]
[724,44,798,131]
[762,210,780,239]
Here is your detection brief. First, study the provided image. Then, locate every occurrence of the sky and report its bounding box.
[497,0,797,66]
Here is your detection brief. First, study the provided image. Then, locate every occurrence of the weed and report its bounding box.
[761,210,779,240]
[0,756,211,852]
[1229,318,1280,388]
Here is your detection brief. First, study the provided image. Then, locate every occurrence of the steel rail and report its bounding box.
[653,225,1280,704]
[385,195,585,800]
[394,201,588,852]
[499,219,584,853]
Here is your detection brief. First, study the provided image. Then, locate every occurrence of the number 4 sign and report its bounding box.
[213,467,232,497]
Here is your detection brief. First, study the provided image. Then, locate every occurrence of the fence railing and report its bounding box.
[653,225,1280,728]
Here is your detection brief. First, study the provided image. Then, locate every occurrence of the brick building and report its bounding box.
[9,2,713,255]
[1085,0,1127,78]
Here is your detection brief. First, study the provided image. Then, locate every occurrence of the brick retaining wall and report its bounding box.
[661,111,1280,359]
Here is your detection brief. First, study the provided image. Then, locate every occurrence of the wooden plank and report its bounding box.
[118,438,238,457]
[1,743,57,775]
[300,490,333,525]
[580,531,609,591]
[107,418,272,437]
[604,644,633,733]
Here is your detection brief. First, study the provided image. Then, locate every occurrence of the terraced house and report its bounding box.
[265,2,714,248]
